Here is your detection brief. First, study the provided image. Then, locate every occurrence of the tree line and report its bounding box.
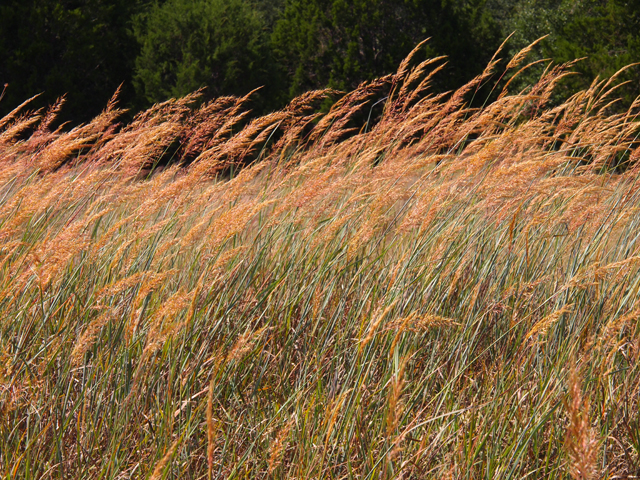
[1,0,639,124]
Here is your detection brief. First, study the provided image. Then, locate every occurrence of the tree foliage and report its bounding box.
[0,0,142,123]
[133,0,281,111]
[271,0,501,96]
[494,0,640,103]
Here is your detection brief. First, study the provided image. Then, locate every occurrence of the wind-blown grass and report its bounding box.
[1,41,640,479]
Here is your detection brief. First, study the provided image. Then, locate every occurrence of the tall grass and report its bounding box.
[1,41,640,479]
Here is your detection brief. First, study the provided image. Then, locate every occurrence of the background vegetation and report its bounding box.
[1,0,639,123]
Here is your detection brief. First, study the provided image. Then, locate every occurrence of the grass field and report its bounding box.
[1,42,640,479]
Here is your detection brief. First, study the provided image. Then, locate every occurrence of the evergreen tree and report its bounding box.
[491,0,640,104]
[0,0,143,124]
[133,0,283,112]
[271,0,501,97]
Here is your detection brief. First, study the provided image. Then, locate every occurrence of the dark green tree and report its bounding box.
[133,0,283,112]
[0,0,143,124]
[489,0,640,104]
[271,0,502,98]
[553,0,640,103]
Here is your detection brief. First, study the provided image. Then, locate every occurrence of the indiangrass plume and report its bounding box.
[386,354,409,438]
[207,374,219,480]
[268,419,293,474]
[149,439,180,480]
[70,306,118,367]
[565,366,599,480]
[525,304,574,345]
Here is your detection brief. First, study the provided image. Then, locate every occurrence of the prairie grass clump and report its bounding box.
[1,41,640,478]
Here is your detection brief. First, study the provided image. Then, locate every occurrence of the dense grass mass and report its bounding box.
[1,43,640,479]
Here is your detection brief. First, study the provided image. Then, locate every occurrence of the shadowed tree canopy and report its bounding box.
[490,0,640,104]
[271,0,501,97]
[0,0,143,124]
[132,0,283,112]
